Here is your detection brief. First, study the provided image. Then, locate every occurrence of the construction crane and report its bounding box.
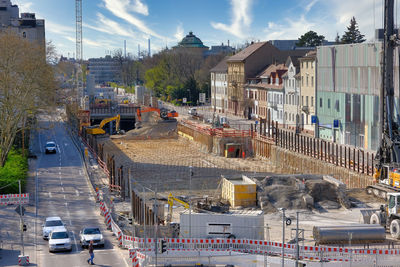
[86,115,120,135]
[367,0,400,200]
[166,193,189,223]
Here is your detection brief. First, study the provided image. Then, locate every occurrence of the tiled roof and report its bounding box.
[210,57,229,72]
[227,42,269,62]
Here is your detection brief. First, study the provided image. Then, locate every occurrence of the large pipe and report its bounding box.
[313,224,385,244]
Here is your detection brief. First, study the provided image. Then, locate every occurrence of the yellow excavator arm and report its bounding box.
[86,114,120,135]
[167,193,189,223]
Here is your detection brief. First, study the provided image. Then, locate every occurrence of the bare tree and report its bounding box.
[0,31,56,166]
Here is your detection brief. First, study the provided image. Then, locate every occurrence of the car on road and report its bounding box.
[42,216,66,240]
[48,229,72,252]
[188,108,198,116]
[80,227,105,248]
[45,141,57,154]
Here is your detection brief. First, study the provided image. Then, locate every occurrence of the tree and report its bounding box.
[341,17,365,44]
[0,31,56,166]
[297,31,325,47]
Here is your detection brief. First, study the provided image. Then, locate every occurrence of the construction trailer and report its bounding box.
[179,210,264,240]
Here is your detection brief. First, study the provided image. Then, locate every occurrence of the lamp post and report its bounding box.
[279,208,286,267]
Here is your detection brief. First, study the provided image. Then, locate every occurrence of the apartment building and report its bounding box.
[210,57,229,113]
[283,56,301,131]
[299,51,317,135]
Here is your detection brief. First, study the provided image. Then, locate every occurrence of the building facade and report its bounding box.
[283,56,301,131]
[0,0,45,47]
[316,42,391,150]
[266,64,287,124]
[299,51,317,134]
[210,57,229,113]
[226,42,281,116]
[87,55,121,85]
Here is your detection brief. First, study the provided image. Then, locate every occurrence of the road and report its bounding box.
[0,114,128,267]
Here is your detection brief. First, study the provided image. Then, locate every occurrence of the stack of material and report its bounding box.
[255,175,351,213]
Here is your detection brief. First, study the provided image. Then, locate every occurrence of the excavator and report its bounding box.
[86,114,120,135]
[166,193,189,223]
[135,107,178,128]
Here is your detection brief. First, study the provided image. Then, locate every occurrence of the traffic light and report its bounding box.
[161,240,167,253]
[22,224,27,231]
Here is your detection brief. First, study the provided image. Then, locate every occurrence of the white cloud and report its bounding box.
[84,13,135,38]
[16,1,33,12]
[46,21,75,35]
[264,15,315,40]
[174,23,184,41]
[211,0,253,39]
[129,0,149,16]
[64,36,103,48]
[102,0,162,39]
[305,0,319,13]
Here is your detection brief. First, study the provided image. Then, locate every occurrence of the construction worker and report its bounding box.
[87,240,94,265]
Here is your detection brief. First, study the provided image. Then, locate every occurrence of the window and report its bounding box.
[302,96,304,106]
[311,76,314,87]
[320,98,323,107]
[311,96,314,107]
[359,134,365,148]
[306,62,309,68]
[306,76,309,87]
[23,32,26,38]
[328,99,331,109]
[302,76,304,87]
[306,96,309,106]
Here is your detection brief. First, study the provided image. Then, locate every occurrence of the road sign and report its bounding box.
[199,93,206,103]
[15,205,26,216]
[183,98,187,103]
[0,194,29,206]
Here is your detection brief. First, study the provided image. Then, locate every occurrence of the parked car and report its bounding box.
[80,227,105,248]
[42,217,66,240]
[188,108,198,116]
[45,141,57,154]
[48,229,72,252]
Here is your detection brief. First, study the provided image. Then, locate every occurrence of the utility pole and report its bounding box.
[295,211,300,267]
[281,208,286,267]
[154,185,158,267]
[128,169,135,248]
[189,166,193,239]
[19,180,24,256]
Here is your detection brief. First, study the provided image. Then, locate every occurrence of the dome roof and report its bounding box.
[178,31,208,48]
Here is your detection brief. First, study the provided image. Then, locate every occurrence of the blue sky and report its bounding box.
[14,0,388,59]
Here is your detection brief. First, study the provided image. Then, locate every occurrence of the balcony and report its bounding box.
[302,106,309,114]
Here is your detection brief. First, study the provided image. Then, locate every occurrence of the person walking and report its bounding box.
[87,240,95,265]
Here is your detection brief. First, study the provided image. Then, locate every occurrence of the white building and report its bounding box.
[87,55,121,85]
[283,56,301,132]
[264,64,287,125]
[210,57,229,113]
[0,0,45,47]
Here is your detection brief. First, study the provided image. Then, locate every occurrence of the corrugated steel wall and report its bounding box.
[316,42,400,151]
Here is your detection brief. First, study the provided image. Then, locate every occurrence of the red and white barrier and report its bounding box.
[18,255,29,266]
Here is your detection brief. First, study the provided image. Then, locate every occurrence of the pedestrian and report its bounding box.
[87,240,95,265]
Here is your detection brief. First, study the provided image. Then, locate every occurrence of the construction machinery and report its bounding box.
[166,193,189,223]
[135,107,178,128]
[366,0,400,199]
[85,114,120,135]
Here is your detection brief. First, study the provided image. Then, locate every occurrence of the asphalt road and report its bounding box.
[0,115,128,267]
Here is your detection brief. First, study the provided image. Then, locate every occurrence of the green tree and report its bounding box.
[297,31,325,47]
[341,17,365,44]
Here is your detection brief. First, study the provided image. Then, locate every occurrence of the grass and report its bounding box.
[0,148,28,194]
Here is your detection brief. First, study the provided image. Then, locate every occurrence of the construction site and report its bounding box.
[73,102,400,251]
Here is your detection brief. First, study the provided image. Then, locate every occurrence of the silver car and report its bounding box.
[80,227,105,248]
[48,229,72,252]
[42,217,66,240]
[45,141,57,154]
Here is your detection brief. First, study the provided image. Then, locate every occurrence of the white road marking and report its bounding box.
[48,192,52,198]
[63,195,66,199]
[79,170,82,176]
[75,190,80,196]
[62,187,64,192]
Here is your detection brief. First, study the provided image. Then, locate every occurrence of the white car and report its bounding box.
[45,141,57,154]
[42,217,66,240]
[188,108,197,116]
[48,229,72,252]
[80,227,105,248]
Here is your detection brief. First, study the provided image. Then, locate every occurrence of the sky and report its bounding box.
[12,0,394,59]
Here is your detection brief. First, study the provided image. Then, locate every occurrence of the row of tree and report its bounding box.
[0,31,57,167]
[297,17,365,47]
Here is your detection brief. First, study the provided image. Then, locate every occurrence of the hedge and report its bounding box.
[0,149,28,194]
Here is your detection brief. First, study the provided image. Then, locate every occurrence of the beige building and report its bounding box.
[210,57,229,113]
[299,50,317,135]
[226,42,280,117]
[0,1,45,47]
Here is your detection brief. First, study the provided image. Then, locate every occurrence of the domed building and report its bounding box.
[174,31,209,53]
